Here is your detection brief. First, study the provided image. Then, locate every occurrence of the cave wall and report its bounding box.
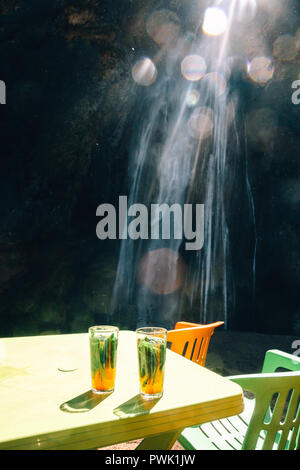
[0,0,299,336]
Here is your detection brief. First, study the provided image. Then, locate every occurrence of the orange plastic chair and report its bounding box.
[167,321,224,367]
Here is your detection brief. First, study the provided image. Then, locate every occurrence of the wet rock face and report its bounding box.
[0,1,299,336]
[0,0,140,336]
[0,0,138,241]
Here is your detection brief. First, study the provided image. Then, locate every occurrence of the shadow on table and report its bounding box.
[60,389,112,413]
[113,394,161,418]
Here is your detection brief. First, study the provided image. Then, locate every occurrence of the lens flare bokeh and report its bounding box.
[132,58,157,86]
[248,56,274,84]
[202,72,227,97]
[181,55,207,82]
[202,7,228,36]
[186,89,200,107]
[273,35,298,62]
[138,248,185,295]
[146,9,181,46]
[187,106,214,140]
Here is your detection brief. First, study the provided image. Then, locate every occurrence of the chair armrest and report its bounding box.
[261,349,300,373]
[227,371,300,394]
[226,373,268,392]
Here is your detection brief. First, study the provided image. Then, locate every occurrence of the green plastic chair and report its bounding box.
[178,349,300,450]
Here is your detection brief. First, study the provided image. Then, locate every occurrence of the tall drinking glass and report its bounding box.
[136,327,167,399]
[89,326,119,394]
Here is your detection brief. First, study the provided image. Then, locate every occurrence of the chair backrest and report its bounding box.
[167,321,224,367]
[229,372,300,450]
[261,349,300,374]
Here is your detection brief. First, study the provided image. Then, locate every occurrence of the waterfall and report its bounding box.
[110,2,257,330]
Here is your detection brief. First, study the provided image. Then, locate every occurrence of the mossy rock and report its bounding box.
[12,321,40,337]
[81,257,117,312]
[70,311,96,333]
[39,330,62,336]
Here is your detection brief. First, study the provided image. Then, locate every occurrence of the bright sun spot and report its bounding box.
[202,7,228,36]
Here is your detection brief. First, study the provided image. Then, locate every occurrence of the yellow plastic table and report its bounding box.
[0,331,244,450]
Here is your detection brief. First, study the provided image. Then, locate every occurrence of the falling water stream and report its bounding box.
[111,1,258,330]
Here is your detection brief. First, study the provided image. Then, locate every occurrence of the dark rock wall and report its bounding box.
[0,0,299,336]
